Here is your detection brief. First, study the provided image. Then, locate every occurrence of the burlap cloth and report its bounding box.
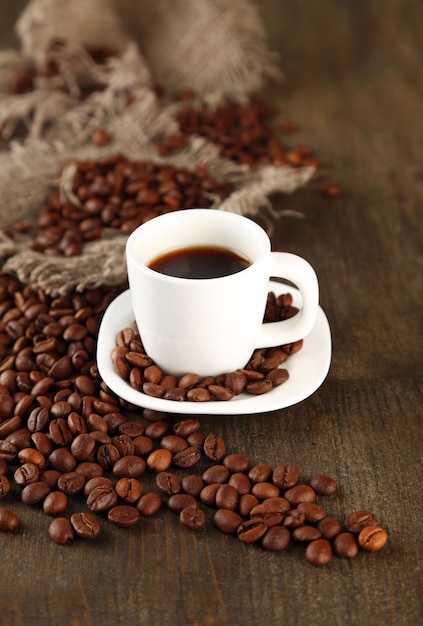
[0,0,314,295]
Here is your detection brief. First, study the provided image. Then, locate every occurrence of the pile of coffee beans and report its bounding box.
[112,291,301,402]
[155,98,318,170]
[0,271,387,564]
[9,39,115,98]
[13,156,234,257]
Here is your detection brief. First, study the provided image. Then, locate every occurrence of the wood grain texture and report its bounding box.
[0,1,422,625]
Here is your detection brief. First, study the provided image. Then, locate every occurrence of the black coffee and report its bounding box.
[148,245,251,279]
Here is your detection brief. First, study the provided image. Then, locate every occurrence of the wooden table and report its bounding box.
[0,1,422,624]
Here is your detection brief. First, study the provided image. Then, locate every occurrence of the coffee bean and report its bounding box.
[0,508,19,532]
[21,481,51,505]
[292,526,322,542]
[71,512,101,539]
[43,491,68,515]
[214,509,244,534]
[297,502,327,523]
[309,474,337,496]
[215,484,239,511]
[262,526,291,552]
[48,517,74,544]
[108,505,141,528]
[115,477,142,504]
[237,519,267,543]
[239,494,260,517]
[173,446,201,469]
[305,539,332,566]
[284,484,316,506]
[316,516,343,539]
[87,485,118,513]
[14,463,40,486]
[251,482,280,500]
[156,471,181,496]
[57,471,85,496]
[248,464,273,484]
[168,494,199,514]
[228,472,251,496]
[0,473,11,496]
[203,433,226,461]
[272,464,299,489]
[333,532,359,558]
[345,510,378,533]
[136,492,162,516]
[202,465,230,485]
[179,506,206,530]
[358,526,388,552]
[223,453,250,474]
[146,448,172,473]
[250,497,290,527]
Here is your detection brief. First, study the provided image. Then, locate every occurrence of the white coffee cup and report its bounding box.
[126,209,319,377]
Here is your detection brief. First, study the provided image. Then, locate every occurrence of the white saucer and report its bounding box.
[96,283,331,415]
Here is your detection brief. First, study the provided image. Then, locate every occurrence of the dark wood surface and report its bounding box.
[1,1,422,625]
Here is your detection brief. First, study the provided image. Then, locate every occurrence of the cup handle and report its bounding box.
[255,252,319,348]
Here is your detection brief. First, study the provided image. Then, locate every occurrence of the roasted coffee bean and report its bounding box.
[112,434,134,457]
[283,509,306,529]
[48,448,77,473]
[317,516,343,539]
[202,465,230,485]
[13,462,40,486]
[215,484,239,511]
[248,464,273,484]
[136,492,162,516]
[0,508,19,532]
[239,494,260,517]
[71,512,101,539]
[159,435,188,454]
[156,471,181,496]
[297,502,327,524]
[199,483,221,506]
[173,419,200,438]
[179,506,206,530]
[224,371,247,395]
[305,539,332,566]
[333,532,359,558]
[251,482,280,500]
[292,525,322,542]
[284,484,316,505]
[97,444,120,470]
[113,455,146,478]
[203,433,226,461]
[345,510,378,533]
[115,478,142,504]
[214,509,244,534]
[144,421,169,440]
[18,448,45,468]
[237,519,267,543]
[146,448,172,474]
[250,497,290,527]
[87,485,118,513]
[168,494,199,514]
[262,525,291,552]
[57,472,85,496]
[43,491,68,515]
[272,464,299,489]
[181,475,204,497]
[108,505,141,528]
[0,474,11,497]
[84,476,113,497]
[309,474,337,496]
[223,453,250,474]
[48,517,74,544]
[75,462,103,480]
[21,481,51,505]
[173,446,201,469]
[228,472,251,495]
[358,526,388,552]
